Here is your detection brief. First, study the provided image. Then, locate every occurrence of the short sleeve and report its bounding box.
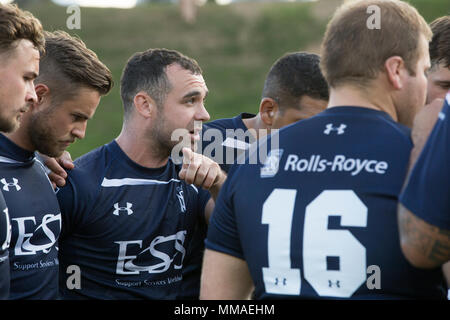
[196,187,211,219]
[56,169,99,239]
[400,98,450,229]
[205,166,244,259]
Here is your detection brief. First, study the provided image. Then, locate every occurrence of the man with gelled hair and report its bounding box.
[0,3,44,299]
[1,30,112,299]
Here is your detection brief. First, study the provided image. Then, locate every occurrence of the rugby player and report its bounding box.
[425,16,450,104]
[397,14,450,269]
[0,3,44,299]
[1,30,112,299]
[201,0,446,299]
[56,48,225,299]
[201,52,328,173]
[397,15,450,299]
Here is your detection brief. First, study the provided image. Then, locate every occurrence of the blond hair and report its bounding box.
[321,0,432,88]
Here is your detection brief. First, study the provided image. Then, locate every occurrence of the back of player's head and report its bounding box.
[0,3,44,56]
[429,16,450,69]
[262,52,329,110]
[321,0,432,88]
[37,31,113,103]
[120,48,202,121]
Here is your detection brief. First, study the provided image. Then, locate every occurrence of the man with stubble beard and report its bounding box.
[0,3,44,299]
[0,30,112,299]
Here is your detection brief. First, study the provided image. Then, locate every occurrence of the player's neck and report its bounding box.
[327,85,398,122]
[3,120,35,153]
[242,114,269,140]
[116,126,169,169]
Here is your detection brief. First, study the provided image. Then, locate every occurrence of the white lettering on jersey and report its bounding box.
[13,214,61,256]
[284,154,388,176]
[221,137,251,150]
[1,208,11,251]
[176,188,186,213]
[115,230,187,275]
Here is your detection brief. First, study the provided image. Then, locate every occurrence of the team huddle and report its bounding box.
[0,0,449,300]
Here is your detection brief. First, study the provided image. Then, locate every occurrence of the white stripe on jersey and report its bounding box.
[0,156,26,164]
[221,137,251,150]
[35,159,57,192]
[101,177,198,193]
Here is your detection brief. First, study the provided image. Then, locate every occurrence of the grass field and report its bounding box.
[22,0,450,159]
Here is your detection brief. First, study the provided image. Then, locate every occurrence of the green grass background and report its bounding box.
[22,0,450,159]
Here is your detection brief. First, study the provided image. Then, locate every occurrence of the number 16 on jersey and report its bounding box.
[262,189,368,298]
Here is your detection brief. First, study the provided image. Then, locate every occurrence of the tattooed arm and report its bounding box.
[398,98,450,268]
[398,205,450,268]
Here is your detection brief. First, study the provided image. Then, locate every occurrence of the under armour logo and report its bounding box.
[113,202,133,216]
[1,178,21,191]
[176,188,186,213]
[324,123,346,135]
[275,277,287,286]
[328,280,341,288]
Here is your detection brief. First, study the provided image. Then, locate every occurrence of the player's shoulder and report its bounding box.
[203,117,235,132]
[67,142,118,187]
[58,142,119,207]
[283,107,411,143]
[204,113,254,132]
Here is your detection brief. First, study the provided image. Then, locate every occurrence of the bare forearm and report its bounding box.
[200,249,254,300]
[398,204,450,268]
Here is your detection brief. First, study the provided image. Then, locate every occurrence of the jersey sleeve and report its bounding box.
[400,98,450,229]
[56,167,100,239]
[205,166,244,259]
[196,186,211,220]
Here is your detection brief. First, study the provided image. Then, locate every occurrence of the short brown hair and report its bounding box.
[37,31,113,102]
[429,16,450,68]
[0,3,44,54]
[321,0,432,88]
[120,48,202,120]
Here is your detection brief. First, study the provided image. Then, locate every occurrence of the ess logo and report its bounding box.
[1,208,11,251]
[115,230,187,275]
[176,187,186,213]
[13,214,61,255]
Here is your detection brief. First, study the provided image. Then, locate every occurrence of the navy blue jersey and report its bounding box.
[400,94,450,229]
[0,190,10,299]
[201,113,256,173]
[57,140,210,299]
[0,134,60,300]
[206,107,445,299]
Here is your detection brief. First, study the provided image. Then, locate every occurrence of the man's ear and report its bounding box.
[384,56,406,90]
[133,91,157,119]
[260,97,278,127]
[32,84,50,111]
